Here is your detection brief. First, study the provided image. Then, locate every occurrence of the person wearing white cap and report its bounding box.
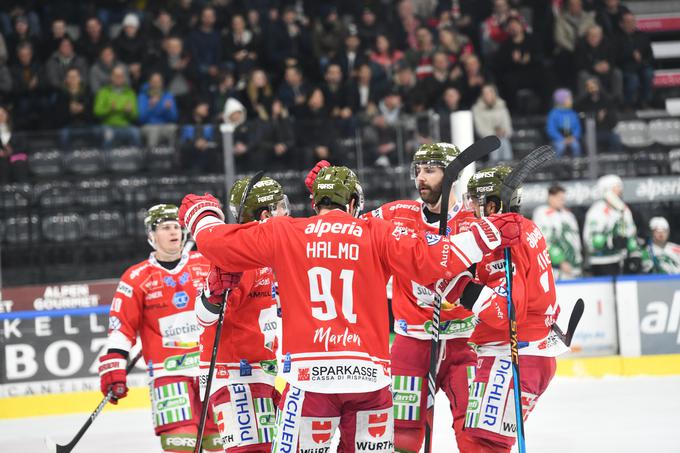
[583,174,641,275]
[642,217,680,274]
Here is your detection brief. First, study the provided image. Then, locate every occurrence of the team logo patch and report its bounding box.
[108,316,121,331]
[311,420,334,444]
[164,276,177,288]
[297,367,310,381]
[492,285,508,298]
[397,319,408,333]
[425,232,441,246]
[116,281,133,297]
[172,291,189,309]
[393,375,422,421]
[179,272,190,285]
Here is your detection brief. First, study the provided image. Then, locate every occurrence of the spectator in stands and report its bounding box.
[437,26,474,69]
[296,88,337,166]
[185,6,223,92]
[94,64,140,147]
[460,53,491,108]
[312,7,347,68]
[0,33,7,64]
[43,18,72,58]
[472,84,513,162]
[277,65,311,117]
[575,25,623,101]
[6,15,41,64]
[267,6,313,71]
[9,42,47,130]
[221,97,254,171]
[0,38,12,102]
[137,72,178,147]
[584,174,642,275]
[480,0,515,57]
[224,14,260,79]
[393,63,419,112]
[532,184,583,279]
[436,86,462,116]
[405,26,437,80]
[370,34,405,82]
[54,68,96,147]
[494,15,547,112]
[321,63,352,120]
[77,17,110,65]
[392,0,422,51]
[259,99,295,170]
[45,37,88,91]
[347,63,382,120]
[358,7,385,52]
[575,77,622,151]
[616,11,654,109]
[241,68,274,121]
[546,88,582,157]
[210,70,238,122]
[0,105,28,183]
[369,88,404,167]
[642,217,680,274]
[554,0,597,87]
[334,29,367,81]
[148,9,179,60]
[179,98,219,173]
[153,36,194,111]
[418,50,454,108]
[246,9,263,41]
[113,13,145,91]
[595,0,630,37]
[89,46,126,95]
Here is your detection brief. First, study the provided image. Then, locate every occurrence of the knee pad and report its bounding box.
[160,426,197,453]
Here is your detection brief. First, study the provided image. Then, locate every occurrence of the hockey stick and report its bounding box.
[194,171,265,453]
[551,298,584,347]
[500,145,555,453]
[423,135,501,453]
[45,351,143,453]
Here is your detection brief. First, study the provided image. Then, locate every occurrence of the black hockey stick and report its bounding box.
[552,298,584,347]
[45,351,143,453]
[500,145,555,453]
[424,135,500,453]
[194,170,265,453]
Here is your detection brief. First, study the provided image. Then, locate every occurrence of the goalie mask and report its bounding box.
[229,176,290,224]
[144,204,186,249]
[466,165,521,216]
[312,166,365,217]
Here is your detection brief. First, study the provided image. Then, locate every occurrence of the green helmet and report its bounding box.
[144,204,180,231]
[312,166,364,216]
[410,142,461,179]
[229,176,288,223]
[466,165,521,213]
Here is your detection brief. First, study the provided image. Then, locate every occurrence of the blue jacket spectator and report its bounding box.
[546,88,582,158]
[137,73,178,125]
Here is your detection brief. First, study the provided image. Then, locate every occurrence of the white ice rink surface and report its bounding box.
[2,376,679,452]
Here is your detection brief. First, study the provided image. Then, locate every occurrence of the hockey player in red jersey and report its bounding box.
[98,204,221,452]
[196,176,290,452]
[179,165,523,453]
[360,143,480,452]
[446,166,569,452]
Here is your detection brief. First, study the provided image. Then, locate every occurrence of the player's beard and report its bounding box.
[418,179,443,206]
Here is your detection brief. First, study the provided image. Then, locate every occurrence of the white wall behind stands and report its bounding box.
[555,274,680,358]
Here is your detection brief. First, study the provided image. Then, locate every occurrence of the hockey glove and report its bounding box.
[179,193,225,237]
[304,160,331,193]
[203,265,242,307]
[429,271,475,308]
[98,352,128,404]
[469,213,522,255]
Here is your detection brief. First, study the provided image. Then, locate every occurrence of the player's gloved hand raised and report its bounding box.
[98,352,128,404]
[179,193,225,237]
[304,160,331,193]
[469,213,522,254]
[203,265,242,306]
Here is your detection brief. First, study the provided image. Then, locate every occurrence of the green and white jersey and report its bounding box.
[583,200,638,266]
[532,205,583,277]
[642,241,680,274]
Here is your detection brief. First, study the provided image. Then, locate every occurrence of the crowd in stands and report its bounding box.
[0,0,657,178]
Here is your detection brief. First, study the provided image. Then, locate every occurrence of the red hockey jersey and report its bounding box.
[196,267,279,393]
[471,217,566,357]
[193,209,488,393]
[364,200,477,340]
[106,251,210,378]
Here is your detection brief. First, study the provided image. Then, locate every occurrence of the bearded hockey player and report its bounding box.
[196,176,290,452]
[356,143,478,452]
[98,204,221,452]
[442,166,568,452]
[179,165,522,453]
